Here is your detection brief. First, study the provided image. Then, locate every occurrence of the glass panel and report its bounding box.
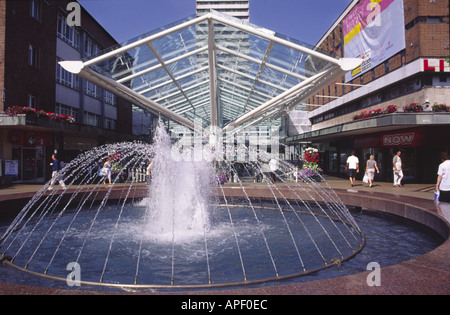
[80,12,340,129]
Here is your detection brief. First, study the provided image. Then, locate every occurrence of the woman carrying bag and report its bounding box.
[365,155,380,188]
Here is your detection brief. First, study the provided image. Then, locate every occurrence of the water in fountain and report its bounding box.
[0,121,364,289]
[143,122,214,243]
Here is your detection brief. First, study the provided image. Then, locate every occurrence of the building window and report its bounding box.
[56,103,79,122]
[85,37,99,57]
[27,93,39,109]
[84,112,101,127]
[105,117,117,131]
[56,58,80,89]
[30,0,42,21]
[57,14,80,49]
[29,44,40,68]
[85,81,99,99]
[104,90,117,106]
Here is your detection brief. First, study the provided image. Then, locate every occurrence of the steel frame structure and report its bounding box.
[60,11,361,135]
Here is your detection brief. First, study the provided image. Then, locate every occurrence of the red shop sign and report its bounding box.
[382,130,420,147]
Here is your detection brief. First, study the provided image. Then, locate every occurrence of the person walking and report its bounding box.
[102,157,112,186]
[436,152,450,203]
[346,151,359,187]
[49,154,67,190]
[365,155,380,188]
[269,158,279,183]
[393,151,403,187]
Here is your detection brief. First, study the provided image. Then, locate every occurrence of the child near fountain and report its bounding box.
[102,157,112,186]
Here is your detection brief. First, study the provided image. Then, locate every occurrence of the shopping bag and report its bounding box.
[99,168,108,177]
[363,174,369,183]
[435,191,440,202]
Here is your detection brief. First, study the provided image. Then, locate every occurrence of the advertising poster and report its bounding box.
[344,0,406,82]
[5,160,19,177]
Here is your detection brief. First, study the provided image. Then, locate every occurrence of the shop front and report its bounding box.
[7,131,53,183]
[321,126,449,184]
[354,129,422,183]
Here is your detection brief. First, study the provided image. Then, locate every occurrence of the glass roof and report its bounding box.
[65,11,357,133]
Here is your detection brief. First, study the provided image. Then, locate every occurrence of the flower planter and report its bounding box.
[5,106,75,124]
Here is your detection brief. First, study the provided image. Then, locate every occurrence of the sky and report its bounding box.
[77,0,354,46]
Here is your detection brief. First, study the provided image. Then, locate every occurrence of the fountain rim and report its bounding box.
[1,235,365,290]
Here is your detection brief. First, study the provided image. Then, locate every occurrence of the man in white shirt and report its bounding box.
[436,152,450,203]
[393,151,403,187]
[346,151,359,187]
[269,158,279,183]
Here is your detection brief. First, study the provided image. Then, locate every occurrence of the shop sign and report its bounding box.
[382,132,416,147]
[423,59,450,73]
[9,131,51,146]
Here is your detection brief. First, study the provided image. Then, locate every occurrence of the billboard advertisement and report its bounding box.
[343,0,406,82]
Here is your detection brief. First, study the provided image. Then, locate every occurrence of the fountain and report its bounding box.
[0,122,367,289]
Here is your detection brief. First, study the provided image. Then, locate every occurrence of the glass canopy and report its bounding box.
[61,11,361,134]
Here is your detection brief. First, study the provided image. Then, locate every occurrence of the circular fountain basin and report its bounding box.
[0,198,364,289]
[0,186,447,294]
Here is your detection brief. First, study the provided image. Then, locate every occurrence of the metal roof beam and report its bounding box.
[59,61,204,133]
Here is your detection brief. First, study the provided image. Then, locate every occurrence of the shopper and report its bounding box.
[346,151,359,187]
[436,152,450,203]
[365,155,380,188]
[393,151,403,187]
[49,154,67,190]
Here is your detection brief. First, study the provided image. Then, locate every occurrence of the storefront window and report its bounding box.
[11,146,46,183]
[340,152,349,174]
[328,148,338,173]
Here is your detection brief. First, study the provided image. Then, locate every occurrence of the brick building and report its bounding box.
[284,0,450,184]
[0,0,134,183]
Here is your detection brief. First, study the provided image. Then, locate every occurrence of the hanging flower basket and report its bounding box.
[403,103,424,113]
[216,172,228,185]
[5,106,76,124]
[353,105,397,120]
[432,103,450,112]
[300,147,323,182]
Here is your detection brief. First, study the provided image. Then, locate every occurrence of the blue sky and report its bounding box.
[78,0,353,46]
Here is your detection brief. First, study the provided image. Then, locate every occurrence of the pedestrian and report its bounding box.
[269,158,278,183]
[102,157,112,186]
[436,152,450,203]
[49,154,67,190]
[365,155,380,188]
[346,151,359,187]
[393,150,403,187]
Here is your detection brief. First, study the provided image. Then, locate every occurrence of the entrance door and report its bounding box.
[15,147,46,183]
[22,148,36,181]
